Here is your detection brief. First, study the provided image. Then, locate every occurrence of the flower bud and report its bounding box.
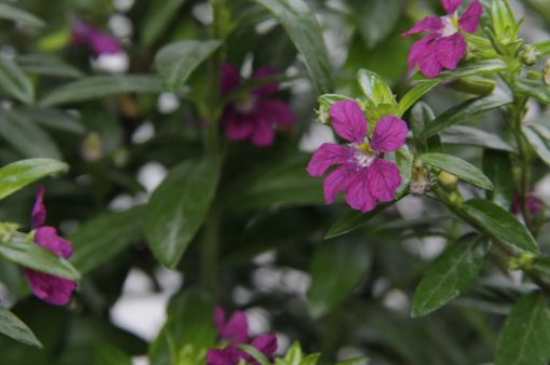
[81,132,103,162]
[410,160,430,195]
[438,171,458,187]
[521,45,541,66]
[508,252,535,271]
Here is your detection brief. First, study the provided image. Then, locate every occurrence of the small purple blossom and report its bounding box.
[511,193,544,217]
[220,64,295,148]
[403,0,483,78]
[207,307,278,365]
[25,187,77,306]
[72,19,123,57]
[307,100,409,213]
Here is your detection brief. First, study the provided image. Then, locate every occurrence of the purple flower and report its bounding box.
[24,187,77,306]
[403,0,483,78]
[72,19,123,57]
[207,307,278,365]
[511,193,544,217]
[220,64,295,148]
[307,100,408,213]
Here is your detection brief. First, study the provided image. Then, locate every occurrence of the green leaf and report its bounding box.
[533,257,550,276]
[0,110,62,159]
[0,57,34,104]
[495,293,550,365]
[299,354,320,365]
[516,79,550,104]
[420,153,493,190]
[145,158,220,268]
[308,241,370,317]
[239,345,271,365]
[0,307,42,348]
[532,40,550,56]
[283,342,303,365]
[0,158,68,201]
[441,125,515,153]
[94,345,132,365]
[483,150,514,209]
[357,69,396,108]
[461,199,539,254]
[410,102,441,153]
[347,0,402,49]
[0,2,45,27]
[334,357,369,365]
[324,198,401,239]
[411,234,490,317]
[18,54,83,79]
[397,80,439,117]
[421,92,513,138]
[70,206,146,274]
[155,40,221,93]
[40,75,163,106]
[142,0,188,47]
[252,0,334,93]
[17,107,86,135]
[426,59,507,81]
[0,233,80,280]
[523,124,550,167]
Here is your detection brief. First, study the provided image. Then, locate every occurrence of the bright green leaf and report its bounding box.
[397,80,439,117]
[516,79,550,104]
[420,153,493,190]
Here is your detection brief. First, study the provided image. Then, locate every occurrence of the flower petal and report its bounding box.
[370,116,409,153]
[403,17,443,36]
[35,226,73,259]
[323,163,356,204]
[459,0,483,33]
[329,100,367,142]
[408,35,434,71]
[221,64,241,94]
[221,311,249,344]
[259,99,295,126]
[367,159,401,202]
[32,187,47,228]
[252,67,279,95]
[436,33,467,70]
[89,33,122,56]
[206,347,241,365]
[24,269,77,306]
[442,0,464,14]
[306,143,354,177]
[345,169,376,213]
[251,120,276,147]
[224,113,254,141]
[251,334,278,357]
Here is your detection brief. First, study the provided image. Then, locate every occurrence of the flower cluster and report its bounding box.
[25,188,77,306]
[220,64,295,147]
[207,306,277,365]
[307,100,408,213]
[404,0,483,78]
[71,19,123,57]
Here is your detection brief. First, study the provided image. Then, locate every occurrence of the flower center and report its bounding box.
[234,93,258,114]
[440,15,459,37]
[353,141,376,168]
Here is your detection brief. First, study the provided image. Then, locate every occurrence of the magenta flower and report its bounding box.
[220,64,295,148]
[72,19,123,57]
[307,100,408,213]
[207,307,278,365]
[404,0,483,78]
[24,187,77,306]
[511,193,544,217]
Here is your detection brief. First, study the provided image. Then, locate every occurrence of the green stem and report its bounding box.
[201,208,220,292]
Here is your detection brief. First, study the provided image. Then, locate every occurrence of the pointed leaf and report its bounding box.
[420,153,493,190]
[0,307,42,348]
[397,80,440,117]
[523,124,550,167]
[0,57,34,104]
[441,125,515,153]
[0,3,44,28]
[483,150,514,209]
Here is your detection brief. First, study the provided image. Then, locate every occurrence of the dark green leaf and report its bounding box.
[420,153,493,190]
[410,102,442,153]
[0,307,42,348]
[397,80,439,117]
[142,0,188,47]
[0,158,68,201]
[411,234,490,317]
[0,57,34,104]
[523,124,550,167]
[308,241,370,317]
[18,54,83,79]
[145,158,220,268]
[495,293,550,365]
[155,40,221,92]
[483,150,514,209]
[462,199,539,254]
[70,206,146,274]
[347,0,402,49]
[0,110,62,159]
[0,2,45,27]
[516,79,550,104]
[17,107,86,135]
[0,233,80,280]
[421,92,513,138]
[94,345,132,365]
[441,125,515,153]
[40,75,163,106]
[252,0,334,93]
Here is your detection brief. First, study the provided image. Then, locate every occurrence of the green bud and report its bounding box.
[521,44,541,66]
[508,252,536,271]
[357,69,396,109]
[438,171,458,187]
[81,132,103,163]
